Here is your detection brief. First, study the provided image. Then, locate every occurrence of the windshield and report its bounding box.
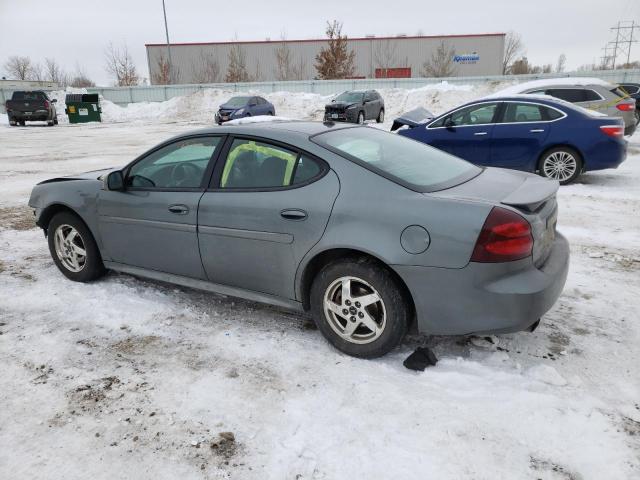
[335,92,364,104]
[225,96,251,107]
[313,127,481,192]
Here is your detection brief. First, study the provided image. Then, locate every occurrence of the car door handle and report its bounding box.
[530,129,545,133]
[280,209,307,220]
[474,132,488,136]
[168,204,189,215]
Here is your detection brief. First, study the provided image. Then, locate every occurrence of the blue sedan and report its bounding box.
[398,96,627,184]
[215,96,275,124]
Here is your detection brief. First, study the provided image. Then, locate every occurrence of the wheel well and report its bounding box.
[537,144,584,172]
[37,204,81,233]
[300,248,417,331]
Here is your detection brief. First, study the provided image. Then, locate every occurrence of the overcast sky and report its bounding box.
[1,0,639,86]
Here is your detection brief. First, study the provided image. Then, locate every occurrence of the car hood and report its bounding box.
[37,167,114,185]
[326,101,358,109]
[431,167,559,212]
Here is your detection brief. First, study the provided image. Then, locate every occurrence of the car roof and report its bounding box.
[166,120,357,140]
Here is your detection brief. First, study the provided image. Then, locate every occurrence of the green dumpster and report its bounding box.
[65,94,102,123]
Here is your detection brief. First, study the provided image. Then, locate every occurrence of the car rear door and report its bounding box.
[197,136,339,300]
[97,135,223,279]
[490,102,556,169]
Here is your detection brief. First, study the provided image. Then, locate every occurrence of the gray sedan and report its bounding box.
[28,122,569,358]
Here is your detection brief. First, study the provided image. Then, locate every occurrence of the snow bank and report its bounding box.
[40,81,513,127]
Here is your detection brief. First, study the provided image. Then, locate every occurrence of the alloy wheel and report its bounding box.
[323,276,386,344]
[542,151,578,182]
[53,224,87,272]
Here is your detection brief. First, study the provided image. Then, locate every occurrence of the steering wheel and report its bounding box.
[170,163,201,187]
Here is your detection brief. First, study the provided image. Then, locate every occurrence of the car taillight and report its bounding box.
[600,125,624,137]
[471,207,533,263]
[616,103,635,111]
[44,100,50,109]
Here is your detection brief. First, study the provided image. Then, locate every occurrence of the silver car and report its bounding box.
[518,81,637,136]
[28,122,569,358]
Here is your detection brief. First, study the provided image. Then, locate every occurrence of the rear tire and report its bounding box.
[357,112,364,125]
[538,147,582,185]
[310,258,409,358]
[47,212,105,282]
[376,108,385,123]
[54,117,58,125]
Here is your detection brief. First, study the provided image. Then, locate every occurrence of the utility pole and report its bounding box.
[162,0,173,83]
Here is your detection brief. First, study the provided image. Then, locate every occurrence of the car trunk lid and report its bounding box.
[431,167,559,266]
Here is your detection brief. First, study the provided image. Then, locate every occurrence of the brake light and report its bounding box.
[471,207,533,262]
[616,103,635,111]
[600,125,624,137]
[44,100,50,109]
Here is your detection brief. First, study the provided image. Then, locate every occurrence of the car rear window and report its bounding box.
[312,127,481,192]
[610,87,629,98]
[546,89,587,103]
[13,92,45,101]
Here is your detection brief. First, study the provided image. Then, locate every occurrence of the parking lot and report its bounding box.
[0,115,638,479]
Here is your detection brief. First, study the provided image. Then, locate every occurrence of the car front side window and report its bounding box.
[446,103,499,127]
[127,137,220,189]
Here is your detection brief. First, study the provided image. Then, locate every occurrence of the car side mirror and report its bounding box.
[105,170,125,191]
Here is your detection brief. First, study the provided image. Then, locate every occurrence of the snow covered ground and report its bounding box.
[0,85,639,479]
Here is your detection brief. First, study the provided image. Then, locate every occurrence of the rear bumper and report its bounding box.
[8,111,52,121]
[393,232,570,335]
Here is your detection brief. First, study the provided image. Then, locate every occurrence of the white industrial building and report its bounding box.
[146,33,505,84]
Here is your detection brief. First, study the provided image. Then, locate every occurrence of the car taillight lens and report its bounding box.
[44,100,50,109]
[600,125,624,137]
[471,207,533,263]
[616,103,635,111]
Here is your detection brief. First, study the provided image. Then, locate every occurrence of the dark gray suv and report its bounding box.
[324,90,385,124]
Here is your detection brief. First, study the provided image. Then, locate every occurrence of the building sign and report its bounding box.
[453,53,480,64]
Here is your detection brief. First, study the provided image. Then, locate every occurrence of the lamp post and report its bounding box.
[162,0,173,83]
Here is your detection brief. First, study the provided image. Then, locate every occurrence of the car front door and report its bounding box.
[364,92,377,120]
[490,102,556,169]
[422,102,499,165]
[197,137,340,300]
[97,135,223,279]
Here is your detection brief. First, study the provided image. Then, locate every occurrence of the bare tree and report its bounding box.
[555,54,567,73]
[274,39,294,81]
[29,62,44,82]
[191,52,220,83]
[152,54,171,85]
[315,20,356,79]
[44,58,69,86]
[4,56,33,80]
[502,31,525,74]
[104,42,139,86]
[291,55,308,80]
[421,41,457,78]
[374,39,401,77]
[225,43,252,82]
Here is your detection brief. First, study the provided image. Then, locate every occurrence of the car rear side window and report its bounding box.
[220,139,323,189]
[546,89,587,103]
[312,127,481,192]
[502,103,564,122]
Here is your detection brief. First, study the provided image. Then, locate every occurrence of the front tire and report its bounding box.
[310,258,409,358]
[539,147,582,185]
[47,212,105,282]
[376,108,385,123]
[356,112,364,125]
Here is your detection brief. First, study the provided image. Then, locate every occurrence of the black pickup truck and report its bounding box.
[6,91,58,126]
